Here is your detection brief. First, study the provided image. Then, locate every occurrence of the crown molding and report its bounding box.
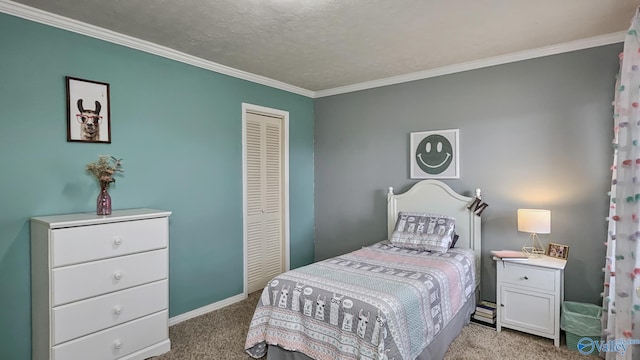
[0,0,315,98]
[0,0,626,99]
[315,31,626,98]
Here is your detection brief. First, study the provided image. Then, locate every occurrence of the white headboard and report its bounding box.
[387,180,482,288]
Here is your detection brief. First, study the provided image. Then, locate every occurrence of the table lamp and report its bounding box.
[517,209,550,257]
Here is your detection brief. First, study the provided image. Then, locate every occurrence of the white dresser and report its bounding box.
[495,255,567,347]
[31,208,172,360]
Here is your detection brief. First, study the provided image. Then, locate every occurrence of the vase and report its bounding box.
[96,186,112,215]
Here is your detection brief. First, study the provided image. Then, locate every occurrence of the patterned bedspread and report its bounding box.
[245,241,476,360]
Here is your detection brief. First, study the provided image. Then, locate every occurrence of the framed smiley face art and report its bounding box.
[410,129,459,179]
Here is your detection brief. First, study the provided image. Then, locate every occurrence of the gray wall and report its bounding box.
[314,44,621,304]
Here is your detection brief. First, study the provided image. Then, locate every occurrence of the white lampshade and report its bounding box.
[517,209,551,234]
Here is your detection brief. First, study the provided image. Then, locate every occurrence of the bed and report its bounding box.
[245,180,482,360]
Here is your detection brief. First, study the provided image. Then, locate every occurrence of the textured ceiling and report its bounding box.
[8,0,640,92]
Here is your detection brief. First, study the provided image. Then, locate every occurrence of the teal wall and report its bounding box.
[0,13,314,359]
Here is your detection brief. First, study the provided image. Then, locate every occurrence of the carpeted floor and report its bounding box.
[152,291,600,360]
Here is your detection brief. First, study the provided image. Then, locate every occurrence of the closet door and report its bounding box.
[246,111,284,293]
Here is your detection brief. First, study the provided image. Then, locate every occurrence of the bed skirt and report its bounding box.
[266,292,476,360]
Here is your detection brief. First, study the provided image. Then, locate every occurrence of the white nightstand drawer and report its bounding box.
[501,261,555,292]
[51,217,168,267]
[52,249,167,306]
[52,310,168,360]
[53,280,168,345]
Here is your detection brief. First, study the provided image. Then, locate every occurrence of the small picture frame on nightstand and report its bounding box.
[548,243,569,259]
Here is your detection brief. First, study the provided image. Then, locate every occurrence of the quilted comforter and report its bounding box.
[245,241,476,360]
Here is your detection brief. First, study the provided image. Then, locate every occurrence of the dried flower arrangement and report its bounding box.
[86,155,124,188]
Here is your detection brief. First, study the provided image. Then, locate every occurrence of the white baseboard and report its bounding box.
[168,293,247,326]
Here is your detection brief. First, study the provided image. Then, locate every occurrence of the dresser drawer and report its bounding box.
[52,249,167,306]
[51,217,168,267]
[52,310,168,360]
[53,280,167,345]
[501,262,556,292]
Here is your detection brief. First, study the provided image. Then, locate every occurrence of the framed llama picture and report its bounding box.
[66,76,111,143]
[410,129,459,179]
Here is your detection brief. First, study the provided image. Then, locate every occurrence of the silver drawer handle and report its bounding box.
[114,340,123,350]
[113,237,123,246]
[113,305,123,315]
[113,272,124,281]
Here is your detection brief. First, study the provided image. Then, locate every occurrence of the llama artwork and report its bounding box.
[67,77,111,144]
[357,309,370,339]
[396,215,408,231]
[77,99,102,141]
[291,283,304,312]
[303,297,313,317]
[329,293,344,326]
[427,218,437,234]
[371,311,386,345]
[342,311,354,332]
[277,285,290,309]
[315,295,326,321]
[416,218,426,234]
[260,285,271,306]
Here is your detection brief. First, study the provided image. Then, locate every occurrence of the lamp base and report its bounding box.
[522,233,545,258]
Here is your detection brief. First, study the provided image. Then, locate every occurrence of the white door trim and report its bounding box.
[242,102,290,296]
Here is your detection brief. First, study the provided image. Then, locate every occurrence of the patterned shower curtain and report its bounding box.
[603,10,640,360]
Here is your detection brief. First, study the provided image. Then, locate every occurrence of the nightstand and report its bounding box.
[494,255,567,347]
